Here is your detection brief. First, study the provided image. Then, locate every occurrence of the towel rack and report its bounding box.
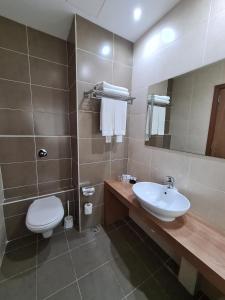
[84,88,135,104]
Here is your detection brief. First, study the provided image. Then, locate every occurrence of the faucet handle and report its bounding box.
[166,176,175,183]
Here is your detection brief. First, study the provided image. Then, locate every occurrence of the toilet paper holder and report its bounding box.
[81,186,95,197]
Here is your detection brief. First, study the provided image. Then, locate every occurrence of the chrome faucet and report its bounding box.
[166,176,175,189]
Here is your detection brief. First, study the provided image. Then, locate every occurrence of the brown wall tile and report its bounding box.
[4,198,34,218]
[77,50,112,84]
[113,63,132,90]
[77,81,99,112]
[0,48,29,82]
[79,161,110,185]
[38,179,72,196]
[78,112,101,138]
[79,138,110,164]
[4,214,30,240]
[1,162,37,189]
[0,80,31,110]
[34,111,69,136]
[0,137,35,163]
[30,57,68,89]
[114,35,133,66]
[28,27,67,64]
[0,110,33,135]
[36,137,71,160]
[111,138,128,160]
[32,85,69,113]
[81,205,103,230]
[0,16,27,53]
[76,15,113,59]
[111,159,128,180]
[37,159,72,183]
[3,185,38,201]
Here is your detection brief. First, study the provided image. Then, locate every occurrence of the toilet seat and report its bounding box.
[26,196,64,228]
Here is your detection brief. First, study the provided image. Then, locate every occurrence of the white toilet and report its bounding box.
[26,196,64,238]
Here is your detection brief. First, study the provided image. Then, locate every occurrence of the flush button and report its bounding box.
[38,149,48,158]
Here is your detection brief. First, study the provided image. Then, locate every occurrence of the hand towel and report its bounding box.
[103,87,129,97]
[96,81,128,93]
[157,106,166,135]
[148,95,170,105]
[100,97,114,143]
[151,106,159,135]
[114,100,127,143]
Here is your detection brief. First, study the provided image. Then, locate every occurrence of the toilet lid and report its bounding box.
[26,196,64,227]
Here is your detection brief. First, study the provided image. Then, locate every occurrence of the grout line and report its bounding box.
[29,54,68,67]
[1,157,71,165]
[0,265,36,284]
[42,280,77,300]
[0,135,71,138]
[25,25,40,199]
[77,259,112,281]
[35,235,38,300]
[79,158,127,166]
[123,274,152,299]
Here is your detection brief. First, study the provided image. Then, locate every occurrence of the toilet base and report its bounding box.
[42,229,53,238]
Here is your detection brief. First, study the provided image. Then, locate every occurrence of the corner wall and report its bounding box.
[75,15,133,230]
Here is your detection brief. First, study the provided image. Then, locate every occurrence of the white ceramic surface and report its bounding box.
[132,182,190,221]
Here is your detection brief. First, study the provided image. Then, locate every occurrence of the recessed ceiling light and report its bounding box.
[133,7,142,21]
[101,45,111,56]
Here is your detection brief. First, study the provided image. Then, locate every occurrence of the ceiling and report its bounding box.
[0,0,180,42]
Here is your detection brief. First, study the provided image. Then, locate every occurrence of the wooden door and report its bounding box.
[206,84,225,158]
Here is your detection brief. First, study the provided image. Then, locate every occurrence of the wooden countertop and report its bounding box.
[104,180,225,295]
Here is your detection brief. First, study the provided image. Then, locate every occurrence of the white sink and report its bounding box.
[132,182,190,222]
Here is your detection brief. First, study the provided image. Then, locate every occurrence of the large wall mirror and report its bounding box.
[145,59,225,159]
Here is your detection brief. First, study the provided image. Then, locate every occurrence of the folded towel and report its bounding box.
[96,81,128,93]
[157,106,166,135]
[100,97,114,143]
[114,100,127,143]
[103,87,129,97]
[151,106,159,135]
[148,95,170,105]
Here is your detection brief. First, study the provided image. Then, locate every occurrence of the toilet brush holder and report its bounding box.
[64,201,74,230]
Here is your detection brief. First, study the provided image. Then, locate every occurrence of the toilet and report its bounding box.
[26,196,64,238]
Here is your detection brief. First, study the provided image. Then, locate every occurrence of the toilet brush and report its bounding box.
[64,201,74,230]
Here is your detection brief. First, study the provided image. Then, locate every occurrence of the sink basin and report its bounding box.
[132,182,190,222]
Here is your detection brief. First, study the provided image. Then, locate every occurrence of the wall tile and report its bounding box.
[4,198,34,218]
[28,27,67,64]
[127,159,150,182]
[38,179,73,196]
[0,137,35,163]
[80,161,110,185]
[3,185,38,202]
[0,16,27,53]
[81,205,103,230]
[30,57,68,89]
[79,138,110,164]
[78,112,101,138]
[37,159,72,183]
[0,48,29,82]
[76,15,113,59]
[4,214,30,240]
[32,85,69,114]
[113,63,132,90]
[69,84,77,113]
[77,81,99,112]
[0,110,33,135]
[111,159,127,180]
[77,49,112,84]
[111,138,128,160]
[36,137,71,160]
[80,183,104,207]
[0,80,31,110]
[1,162,37,189]
[69,111,77,137]
[34,111,69,136]
[114,34,133,66]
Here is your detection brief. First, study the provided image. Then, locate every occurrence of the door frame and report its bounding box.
[206,83,225,156]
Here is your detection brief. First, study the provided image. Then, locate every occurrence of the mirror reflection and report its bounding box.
[145,59,225,159]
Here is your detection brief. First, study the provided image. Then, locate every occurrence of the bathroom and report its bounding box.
[0,0,225,299]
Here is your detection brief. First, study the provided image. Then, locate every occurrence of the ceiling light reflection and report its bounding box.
[101,45,111,56]
[161,28,176,44]
[133,7,142,21]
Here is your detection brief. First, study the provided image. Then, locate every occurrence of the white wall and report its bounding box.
[129,0,225,234]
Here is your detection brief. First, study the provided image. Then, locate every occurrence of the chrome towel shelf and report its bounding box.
[84,88,135,104]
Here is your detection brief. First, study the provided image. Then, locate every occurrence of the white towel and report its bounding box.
[114,100,127,143]
[96,81,128,93]
[148,95,170,105]
[151,106,159,135]
[103,87,129,97]
[157,107,166,135]
[100,97,114,143]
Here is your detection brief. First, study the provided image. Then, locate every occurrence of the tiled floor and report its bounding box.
[0,219,208,300]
